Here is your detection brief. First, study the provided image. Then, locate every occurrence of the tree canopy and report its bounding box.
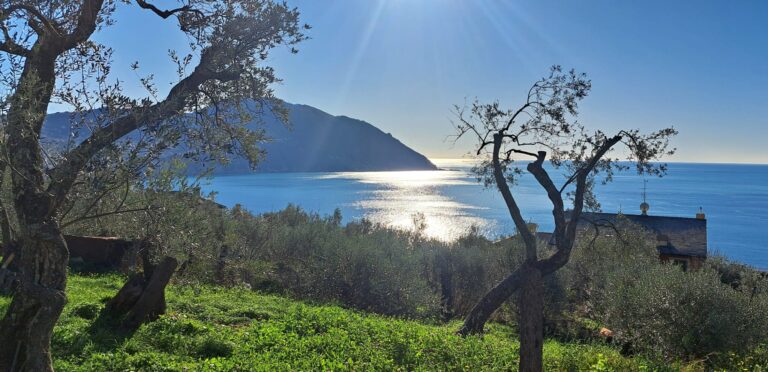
[0,1,307,370]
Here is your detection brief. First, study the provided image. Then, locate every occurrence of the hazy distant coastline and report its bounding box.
[42,102,437,174]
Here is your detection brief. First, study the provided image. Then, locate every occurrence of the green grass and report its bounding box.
[0,274,680,371]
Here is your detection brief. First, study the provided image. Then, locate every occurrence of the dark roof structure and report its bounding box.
[571,212,708,257]
[535,232,554,244]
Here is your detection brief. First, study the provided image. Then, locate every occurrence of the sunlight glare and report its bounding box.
[318,170,495,241]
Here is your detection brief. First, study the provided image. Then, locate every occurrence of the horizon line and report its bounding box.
[426,157,768,166]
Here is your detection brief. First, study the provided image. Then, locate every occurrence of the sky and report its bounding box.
[85,0,768,163]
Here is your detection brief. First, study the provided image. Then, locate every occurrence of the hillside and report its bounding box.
[0,274,675,371]
[41,103,438,173]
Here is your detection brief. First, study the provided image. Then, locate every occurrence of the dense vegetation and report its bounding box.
[56,189,768,369]
[0,274,706,371]
[1,271,766,370]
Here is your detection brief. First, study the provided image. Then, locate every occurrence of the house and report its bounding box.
[562,197,708,270]
[496,202,709,271]
[572,209,707,270]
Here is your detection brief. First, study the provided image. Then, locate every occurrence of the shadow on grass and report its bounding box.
[58,296,133,356]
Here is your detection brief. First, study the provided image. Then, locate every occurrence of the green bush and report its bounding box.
[236,206,442,317]
[60,191,768,365]
[544,221,768,361]
[598,262,768,359]
[706,255,768,296]
[429,230,523,319]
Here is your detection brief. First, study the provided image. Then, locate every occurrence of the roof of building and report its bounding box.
[571,212,708,257]
[535,232,554,243]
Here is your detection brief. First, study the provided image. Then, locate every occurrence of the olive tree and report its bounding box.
[0,1,306,370]
[453,66,676,372]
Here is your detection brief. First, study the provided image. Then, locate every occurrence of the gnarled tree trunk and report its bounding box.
[0,242,19,296]
[0,220,69,372]
[105,253,178,330]
[457,264,545,371]
[457,266,524,335]
[458,138,622,372]
[518,266,544,372]
[0,43,68,372]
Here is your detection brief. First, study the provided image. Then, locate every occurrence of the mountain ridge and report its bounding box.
[41,102,438,174]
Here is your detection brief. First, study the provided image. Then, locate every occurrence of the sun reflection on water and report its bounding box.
[318,170,495,241]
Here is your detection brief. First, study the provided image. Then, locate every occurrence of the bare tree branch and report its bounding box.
[491,133,537,261]
[60,206,152,229]
[135,0,196,19]
[62,0,106,50]
[537,135,622,272]
[1,4,61,36]
[526,151,566,245]
[506,148,539,159]
[0,23,29,56]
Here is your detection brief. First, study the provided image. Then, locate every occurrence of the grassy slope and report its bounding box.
[0,274,678,371]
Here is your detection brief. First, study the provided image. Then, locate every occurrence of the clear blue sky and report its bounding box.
[85,0,768,163]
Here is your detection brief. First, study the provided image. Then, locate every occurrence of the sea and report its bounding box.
[200,159,768,270]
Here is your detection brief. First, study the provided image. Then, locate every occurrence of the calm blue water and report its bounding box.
[200,160,768,270]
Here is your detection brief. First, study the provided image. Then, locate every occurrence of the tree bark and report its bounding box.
[105,256,178,330]
[104,274,145,316]
[457,266,524,335]
[123,256,177,329]
[0,41,68,372]
[0,223,68,372]
[0,12,110,366]
[518,266,544,372]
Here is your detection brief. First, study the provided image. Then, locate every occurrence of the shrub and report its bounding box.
[427,230,524,320]
[246,207,442,317]
[706,255,768,296]
[598,262,768,359]
[60,189,768,365]
[534,224,659,341]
